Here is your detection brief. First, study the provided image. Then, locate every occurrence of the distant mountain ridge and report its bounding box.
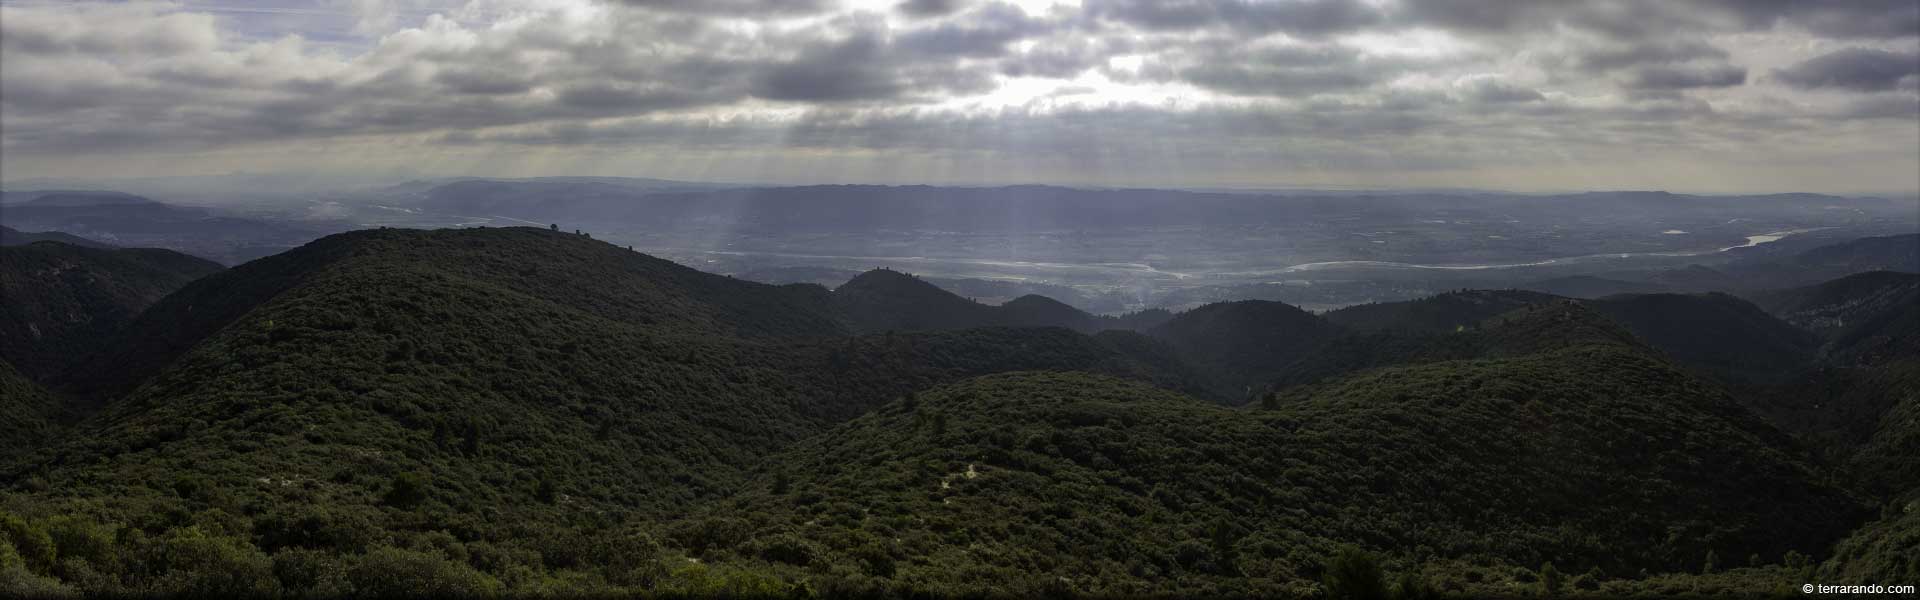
[0,225,114,248]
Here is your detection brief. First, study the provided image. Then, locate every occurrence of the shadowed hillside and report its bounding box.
[0,226,113,248]
[690,351,1862,596]
[0,241,223,381]
[1146,300,1339,400]
[1587,293,1820,384]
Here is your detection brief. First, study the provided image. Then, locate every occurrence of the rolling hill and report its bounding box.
[0,360,60,452]
[1586,292,1820,384]
[1750,271,1920,338]
[1,227,1221,595]
[0,226,113,248]
[0,225,1904,598]
[687,327,1863,596]
[1323,289,1561,333]
[1146,300,1340,400]
[0,192,319,265]
[0,241,223,381]
[826,268,1165,335]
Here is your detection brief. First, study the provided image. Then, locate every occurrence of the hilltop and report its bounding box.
[1,227,1221,595]
[0,226,113,248]
[1323,289,1562,333]
[1145,300,1339,400]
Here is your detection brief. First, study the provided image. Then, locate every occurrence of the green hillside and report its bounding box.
[1147,300,1339,401]
[0,360,59,453]
[1268,299,1643,391]
[826,270,1163,335]
[1587,293,1820,384]
[683,354,1860,597]
[1323,289,1561,333]
[0,226,1904,598]
[0,227,1228,597]
[1750,271,1920,337]
[831,269,1002,333]
[0,241,222,381]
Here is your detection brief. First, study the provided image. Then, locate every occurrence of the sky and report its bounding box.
[1,0,1917,194]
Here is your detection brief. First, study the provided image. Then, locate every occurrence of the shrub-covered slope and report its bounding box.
[1323,289,1562,333]
[0,227,1225,597]
[1749,271,1920,339]
[0,226,1902,598]
[687,351,1862,597]
[1145,300,1339,400]
[1586,292,1820,383]
[0,241,222,381]
[0,360,59,453]
[826,269,1164,335]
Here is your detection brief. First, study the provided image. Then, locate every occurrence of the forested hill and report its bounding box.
[1750,271,1920,337]
[0,360,59,452]
[697,335,1862,596]
[1323,289,1560,333]
[0,225,1909,598]
[0,241,222,381]
[1586,292,1821,384]
[827,268,1166,334]
[0,226,113,248]
[63,227,848,398]
[1,226,1233,597]
[1145,300,1339,399]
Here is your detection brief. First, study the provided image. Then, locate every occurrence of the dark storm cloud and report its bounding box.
[1462,79,1545,104]
[1167,51,1380,96]
[1774,48,1920,92]
[1700,0,1920,39]
[749,32,906,102]
[1564,41,1730,73]
[608,0,835,16]
[898,0,967,18]
[1087,0,1383,37]
[1136,43,1440,98]
[1396,0,1919,40]
[1624,64,1748,90]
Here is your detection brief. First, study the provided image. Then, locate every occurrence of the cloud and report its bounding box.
[1623,64,1748,90]
[1133,43,1432,97]
[897,0,967,18]
[1702,0,1920,39]
[0,0,1916,194]
[1087,0,1383,37]
[750,33,906,102]
[1562,40,1730,73]
[1460,78,1545,104]
[608,0,835,16]
[1774,48,1920,92]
